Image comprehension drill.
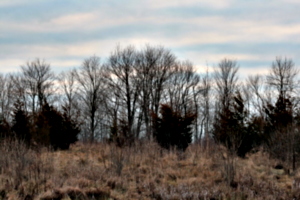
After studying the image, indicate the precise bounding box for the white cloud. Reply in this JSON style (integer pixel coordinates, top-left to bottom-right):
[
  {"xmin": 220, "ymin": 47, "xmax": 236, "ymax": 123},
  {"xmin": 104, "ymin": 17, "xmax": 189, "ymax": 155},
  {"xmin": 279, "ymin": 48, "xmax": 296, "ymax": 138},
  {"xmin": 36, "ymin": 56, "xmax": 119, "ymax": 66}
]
[
  {"xmin": 0, "ymin": 58, "xmax": 24, "ymax": 73},
  {"xmin": 0, "ymin": 0, "xmax": 25, "ymax": 7},
  {"xmin": 0, "ymin": 39, "xmax": 127, "ymax": 73},
  {"xmin": 0, "ymin": 11, "xmax": 141, "ymax": 34},
  {"xmin": 0, "ymin": 0, "xmax": 41, "ymax": 8},
  {"xmin": 239, "ymin": 67, "xmax": 269, "ymax": 78},
  {"xmin": 1, "ymin": 3, "xmax": 299, "ymax": 46},
  {"xmin": 283, "ymin": 0, "xmax": 300, "ymax": 4},
  {"xmin": 48, "ymin": 13, "xmax": 98, "ymax": 30},
  {"xmin": 171, "ymin": 16, "xmax": 300, "ymax": 44},
  {"xmin": 0, "ymin": 0, "xmax": 299, "ymax": 76},
  {"xmin": 146, "ymin": 0, "xmax": 233, "ymax": 9}
]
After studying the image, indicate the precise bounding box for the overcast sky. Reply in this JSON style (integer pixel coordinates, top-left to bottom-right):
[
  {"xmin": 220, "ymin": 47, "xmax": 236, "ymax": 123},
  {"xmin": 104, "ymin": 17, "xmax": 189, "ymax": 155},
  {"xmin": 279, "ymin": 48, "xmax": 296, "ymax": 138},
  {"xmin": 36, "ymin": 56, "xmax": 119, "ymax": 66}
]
[{"xmin": 1, "ymin": 0, "xmax": 299, "ymax": 77}]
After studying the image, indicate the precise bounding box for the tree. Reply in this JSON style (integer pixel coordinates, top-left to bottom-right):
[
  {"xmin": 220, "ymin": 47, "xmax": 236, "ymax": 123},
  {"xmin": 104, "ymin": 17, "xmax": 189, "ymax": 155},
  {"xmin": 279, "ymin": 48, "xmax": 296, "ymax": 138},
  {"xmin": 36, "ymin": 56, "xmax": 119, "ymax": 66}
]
[
  {"xmin": 0, "ymin": 114, "xmax": 10, "ymax": 140},
  {"xmin": 75, "ymin": 56, "xmax": 105, "ymax": 142},
  {"xmin": 214, "ymin": 59, "xmax": 239, "ymax": 112},
  {"xmin": 213, "ymin": 59, "xmax": 239, "ymax": 147},
  {"xmin": 58, "ymin": 70, "xmax": 81, "ymax": 122},
  {"xmin": 198, "ymin": 69, "xmax": 211, "ymax": 146},
  {"xmin": 21, "ymin": 59, "xmax": 55, "ymax": 114},
  {"xmin": 213, "ymin": 59, "xmax": 256, "ymax": 156},
  {"xmin": 33, "ymin": 103, "xmax": 79, "ymax": 150},
  {"xmin": 0, "ymin": 74, "xmax": 14, "ymax": 122},
  {"xmin": 135, "ymin": 45, "xmax": 177, "ymax": 139},
  {"xmin": 214, "ymin": 91, "xmax": 254, "ymax": 157},
  {"xmin": 164, "ymin": 61, "xmax": 201, "ymax": 144},
  {"xmin": 266, "ymin": 57, "xmax": 298, "ymax": 100},
  {"xmin": 264, "ymin": 92, "xmax": 298, "ymax": 169},
  {"xmin": 247, "ymin": 75, "xmax": 265, "ymax": 117},
  {"xmin": 50, "ymin": 105, "xmax": 79, "ymax": 150},
  {"xmin": 11, "ymin": 100, "xmax": 31, "ymax": 146},
  {"xmin": 61, "ymin": 109, "xmax": 80, "ymax": 149},
  {"xmin": 152, "ymin": 104, "xmax": 196, "ymax": 151},
  {"xmin": 33, "ymin": 104, "xmax": 50, "ymax": 147},
  {"xmin": 166, "ymin": 61, "xmax": 200, "ymax": 116},
  {"xmin": 263, "ymin": 57, "xmax": 299, "ymax": 170},
  {"xmin": 104, "ymin": 45, "xmax": 140, "ymax": 144}
]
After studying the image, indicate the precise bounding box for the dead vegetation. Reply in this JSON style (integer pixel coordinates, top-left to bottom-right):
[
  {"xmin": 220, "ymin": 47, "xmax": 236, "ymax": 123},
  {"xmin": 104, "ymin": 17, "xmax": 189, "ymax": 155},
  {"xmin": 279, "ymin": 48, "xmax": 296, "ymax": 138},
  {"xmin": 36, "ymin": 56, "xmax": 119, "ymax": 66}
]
[{"xmin": 0, "ymin": 140, "xmax": 299, "ymax": 200}]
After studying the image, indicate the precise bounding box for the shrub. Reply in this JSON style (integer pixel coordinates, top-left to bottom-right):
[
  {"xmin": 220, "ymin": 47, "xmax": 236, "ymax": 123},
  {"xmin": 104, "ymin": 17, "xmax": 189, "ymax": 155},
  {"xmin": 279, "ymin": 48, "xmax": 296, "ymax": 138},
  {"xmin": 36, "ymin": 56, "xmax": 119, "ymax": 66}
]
[
  {"xmin": 34, "ymin": 103, "xmax": 80, "ymax": 150},
  {"xmin": 11, "ymin": 100, "xmax": 31, "ymax": 146},
  {"xmin": 152, "ymin": 104, "xmax": 196, "ymax": 151}
]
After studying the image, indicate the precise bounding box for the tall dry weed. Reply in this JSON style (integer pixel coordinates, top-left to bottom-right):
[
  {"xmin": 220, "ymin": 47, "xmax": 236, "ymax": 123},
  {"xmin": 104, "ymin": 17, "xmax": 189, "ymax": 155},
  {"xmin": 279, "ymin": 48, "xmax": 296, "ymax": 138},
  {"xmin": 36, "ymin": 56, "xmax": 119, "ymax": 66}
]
[
  {"xmin": 0, "ymin": 139, "xmax": 53, "ymax": 199},
  {"xmin": 0, "ymin": 140, "xmax": 297, "ymax": 199}
]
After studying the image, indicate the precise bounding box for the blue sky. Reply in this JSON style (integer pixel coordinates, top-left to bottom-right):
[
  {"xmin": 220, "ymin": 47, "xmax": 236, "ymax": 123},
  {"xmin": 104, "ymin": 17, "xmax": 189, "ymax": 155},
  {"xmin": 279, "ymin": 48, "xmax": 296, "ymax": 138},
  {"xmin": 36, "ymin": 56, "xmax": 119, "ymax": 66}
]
[{"xmin": 0, "ymin": 0, "xmax": 299, "ymax": 77}]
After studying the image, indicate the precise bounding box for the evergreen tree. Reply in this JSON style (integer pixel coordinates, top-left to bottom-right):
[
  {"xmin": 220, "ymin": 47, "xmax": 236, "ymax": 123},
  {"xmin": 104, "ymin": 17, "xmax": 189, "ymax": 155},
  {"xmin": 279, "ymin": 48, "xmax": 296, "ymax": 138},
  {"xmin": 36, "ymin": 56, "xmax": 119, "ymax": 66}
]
[
  {"xmin": 213, "ymin": 91, "xmax": 260, "ymax": 157},
  {"xmin": 0, "ymin": 114, "xmax": 10, "ymax": 140},
  {"xmin": 11, "ymin": 100, "xmax": 31, "ymax": 146},
  {"xmin": 264, "ymin": 94, "xmax": 296, "ymax": 163},
  {"xmin": 61, "ymin": 106, "xmax": 80, "ymax": 149},
  {"xmin": 34, "ymin": 103, "xmax": 79, "ymax": 150},
  {"xmin": 152, "ymin": 104, "xmax": 196, "ymax": 151}
]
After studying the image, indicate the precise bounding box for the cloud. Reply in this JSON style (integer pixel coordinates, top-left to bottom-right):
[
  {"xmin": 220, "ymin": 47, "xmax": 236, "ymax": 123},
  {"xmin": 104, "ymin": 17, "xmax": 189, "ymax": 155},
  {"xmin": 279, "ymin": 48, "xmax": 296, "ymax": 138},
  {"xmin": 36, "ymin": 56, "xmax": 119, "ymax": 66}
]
[
  {"xmin": 0, "ymin": 39, "xmax": 137, "ymax": 74},
  {"xmin": 0, "ymin": 0, "xmax": 299, "ymax": 77},
  {"xmin": 0, "ymin": 0, "xmax": 30, "ymax": 7},
  {"xmin": 2, "ymin": 15, "xmax": 299, "ymax": 49},
  {"xmin": 146, "ymin": 0, "xmax": 234, "ymax": 10},
  {"xmin": 0, "ymin": 58, "xmax": 25, "ymax": 73}
]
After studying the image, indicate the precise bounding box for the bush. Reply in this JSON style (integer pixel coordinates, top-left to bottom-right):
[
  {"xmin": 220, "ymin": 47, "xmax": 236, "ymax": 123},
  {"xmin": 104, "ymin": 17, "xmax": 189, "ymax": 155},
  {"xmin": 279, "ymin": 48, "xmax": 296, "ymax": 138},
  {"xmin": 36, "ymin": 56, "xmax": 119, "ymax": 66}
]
[
  {"xmin": 213, "ymin": 92, "xmax": 261, "ymax": 157},
  {"xmin": 34, "ymin": 103, "xmax": 80, "ymax": 150},
  {"xmin": 11, "ymin": 100, "xmax": 31, "ymax": 146},
  {"xmin": 152, "ymin": 104, "xmax": 196, "ymax": 151}
]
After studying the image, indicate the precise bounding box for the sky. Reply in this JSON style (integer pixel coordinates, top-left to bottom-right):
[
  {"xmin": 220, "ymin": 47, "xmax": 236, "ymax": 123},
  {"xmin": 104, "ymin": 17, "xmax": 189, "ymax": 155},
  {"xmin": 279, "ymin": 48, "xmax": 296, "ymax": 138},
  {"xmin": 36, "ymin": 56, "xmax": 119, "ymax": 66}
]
[{"xmin": 0, "ymin": 0, "xmax": 299, "ymax": 77}]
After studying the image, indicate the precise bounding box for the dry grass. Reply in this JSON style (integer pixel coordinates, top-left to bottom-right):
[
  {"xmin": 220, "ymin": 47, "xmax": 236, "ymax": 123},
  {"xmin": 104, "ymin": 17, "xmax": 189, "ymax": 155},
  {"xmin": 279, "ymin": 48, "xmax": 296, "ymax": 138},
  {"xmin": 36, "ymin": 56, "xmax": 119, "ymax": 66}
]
[{"xmin": 0, "ymin": 140, "xmax": 299, "ymax": 200}]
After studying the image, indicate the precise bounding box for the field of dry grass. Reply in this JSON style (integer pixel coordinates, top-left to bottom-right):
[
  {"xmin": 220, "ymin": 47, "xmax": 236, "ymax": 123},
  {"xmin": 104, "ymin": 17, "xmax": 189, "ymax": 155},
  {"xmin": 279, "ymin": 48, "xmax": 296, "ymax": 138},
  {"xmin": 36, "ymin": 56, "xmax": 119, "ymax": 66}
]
[{"xmin": 0, "ymin": 140, "xmax": 300, "ymax": 200}]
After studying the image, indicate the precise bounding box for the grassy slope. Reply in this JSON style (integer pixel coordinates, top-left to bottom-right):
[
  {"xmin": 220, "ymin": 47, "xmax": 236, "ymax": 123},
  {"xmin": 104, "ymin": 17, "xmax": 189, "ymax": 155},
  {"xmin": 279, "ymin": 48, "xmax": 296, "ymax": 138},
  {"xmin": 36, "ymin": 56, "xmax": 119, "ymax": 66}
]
[{"xmin": 0, "ymin": 140, "xmax": 299, "ymax": 200}]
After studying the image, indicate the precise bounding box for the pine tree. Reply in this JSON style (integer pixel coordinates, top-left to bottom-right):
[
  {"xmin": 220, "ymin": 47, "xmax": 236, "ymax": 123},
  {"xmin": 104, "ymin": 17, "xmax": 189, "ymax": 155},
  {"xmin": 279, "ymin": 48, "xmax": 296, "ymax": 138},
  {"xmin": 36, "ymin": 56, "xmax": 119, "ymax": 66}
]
[
  {"xmin": 11, "ymin": 100, "xmax": 31, "ymax": 146},
  {"xmin": 152, "ymin": 104, "xmax": 196, "ymax": 151},
  {"xmin": 33, "ymin": 103, "xmax": 79, "ymax": 150},
  {"xmin": 213, "ymin": 91, "xmax": 260, "ymax": 157}
]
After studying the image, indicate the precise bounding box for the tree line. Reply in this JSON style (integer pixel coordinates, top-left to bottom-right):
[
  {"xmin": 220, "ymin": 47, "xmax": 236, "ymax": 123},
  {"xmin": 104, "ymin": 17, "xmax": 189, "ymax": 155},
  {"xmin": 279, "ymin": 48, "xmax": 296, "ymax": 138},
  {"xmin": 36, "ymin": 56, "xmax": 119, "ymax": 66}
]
[{"xmin": 0, "ymin": 44, "xmax": 299, "ymax": 168}]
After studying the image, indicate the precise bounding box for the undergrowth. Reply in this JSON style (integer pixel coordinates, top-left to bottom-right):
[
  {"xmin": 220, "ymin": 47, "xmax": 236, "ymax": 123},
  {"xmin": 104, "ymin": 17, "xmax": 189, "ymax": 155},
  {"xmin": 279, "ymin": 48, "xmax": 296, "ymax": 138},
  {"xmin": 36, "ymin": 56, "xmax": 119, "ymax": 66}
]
[{"xmin": 0, "ymin": 140, "xmax": 299, "ymax": 200}]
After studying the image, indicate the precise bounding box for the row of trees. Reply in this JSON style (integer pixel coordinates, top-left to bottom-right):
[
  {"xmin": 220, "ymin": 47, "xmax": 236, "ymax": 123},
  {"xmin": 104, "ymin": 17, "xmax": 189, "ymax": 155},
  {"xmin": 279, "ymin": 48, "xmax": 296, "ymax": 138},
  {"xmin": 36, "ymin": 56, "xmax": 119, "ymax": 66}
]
[
  {"xmin": 213, "ymin": 58, "xmax": 300, "ymax": 170},
  {"xmin": 0, "ymin": 45, "xmax": 299, "ymax": 164}
]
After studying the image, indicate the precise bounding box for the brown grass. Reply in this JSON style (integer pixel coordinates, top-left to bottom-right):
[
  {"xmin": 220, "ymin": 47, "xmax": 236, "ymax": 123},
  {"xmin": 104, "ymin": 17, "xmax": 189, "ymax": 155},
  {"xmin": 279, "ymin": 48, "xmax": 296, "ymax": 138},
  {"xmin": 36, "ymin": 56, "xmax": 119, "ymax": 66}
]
[{"xmin": 0, "ymin": 140, "xmax": 299, "ymax": 200}]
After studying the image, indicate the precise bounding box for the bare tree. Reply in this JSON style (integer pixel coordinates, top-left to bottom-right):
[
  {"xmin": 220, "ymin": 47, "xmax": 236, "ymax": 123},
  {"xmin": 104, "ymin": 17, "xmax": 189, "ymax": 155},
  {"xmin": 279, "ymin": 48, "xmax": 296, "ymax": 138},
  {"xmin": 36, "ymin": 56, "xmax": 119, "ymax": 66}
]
[
  {"xmin": 247, "ymin": 75, "xmax": 266, "ymax": 117},
  {"xmin": 213, "ymin": 58, "xmax": 245, "ymax": 155},
  {"xmin": 212, "ymin": 58, "xmax": 241, "ymax": 185},
  {"xmin": 147, "ymin": 47, "xmax": 177, "ymax": 116},
  {"xmin": 58, "ymin": 70, "xmax": 80, "ymax": 120},
  {"xmin": 21, "ymin": 59, "xmax": 55, "ymax": 114},
  {"xmin": 267, "ymin": 57, "xmax": 298, "ymax": 99},
  {"xmin": 167, "ymin": 61, "xmax": 200, "ymax": 115},
  {"xmin": 197, "ymin": 69, "xmax": 211, "ymax": 146},
  {"xmin": 214, "ymin": 58, "xmax": 239, "ymax": 112},
  {"xmin": 105, "ymin": 87, "xmax": 122, "ymax": 141},
  {"xmin": 135, "ymin": 45, "xmax": 177, "ymax": 139},
  {"xmin": 10, "ymin": 74, "xmax": 27, "ymax": 111},
  {"xmin": 75, "ymin": 56, "xmax": 105, "ymax": 142},
  {"xmin": 159, "ymin": 61, "xmax": 201, "ymax": 144},
  {"xmin": 104, "ymin": 45, "xmax": 140, "ymax": 143},
  {"xmin": 264, "ymin": 57, "xmax": 299, "ymax": 171},
  {"xmin": 0, "ymin": 74, "xmax": 14, "ymax": 122}
]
